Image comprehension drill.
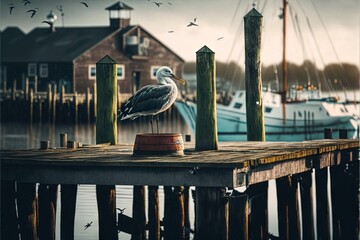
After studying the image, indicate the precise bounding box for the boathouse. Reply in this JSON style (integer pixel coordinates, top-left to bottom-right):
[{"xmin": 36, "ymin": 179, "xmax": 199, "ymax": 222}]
[{"xmin": 0, "ymin": 1, "xmax": 184, "ymax": 94}]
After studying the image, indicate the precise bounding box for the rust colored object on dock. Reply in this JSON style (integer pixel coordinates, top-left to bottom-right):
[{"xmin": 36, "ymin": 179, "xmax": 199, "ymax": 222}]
[{"xmin": 133, "ymin": 133, "xmax": 184, "ymax": 156}]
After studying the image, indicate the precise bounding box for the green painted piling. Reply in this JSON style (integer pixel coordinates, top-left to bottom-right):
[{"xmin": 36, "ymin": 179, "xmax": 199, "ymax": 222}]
[
  {"xmin": 95, "ymin": 55, "xmax": 118, "ymax": 240},
  {"xmin": 195, "ymin": 45, "xmax": 218, "ymax": 151}
]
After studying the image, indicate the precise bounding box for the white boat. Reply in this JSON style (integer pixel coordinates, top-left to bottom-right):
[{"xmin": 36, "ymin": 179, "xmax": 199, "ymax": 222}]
[{"xmin": 175, "ymin": 90, "xmax": 358, "ymax": 141}]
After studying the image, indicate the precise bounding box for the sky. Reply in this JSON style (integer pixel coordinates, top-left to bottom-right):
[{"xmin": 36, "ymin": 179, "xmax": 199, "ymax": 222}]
[{"xmin": 1, "ymin": 0, "xmax": 359, "ymax": 68}]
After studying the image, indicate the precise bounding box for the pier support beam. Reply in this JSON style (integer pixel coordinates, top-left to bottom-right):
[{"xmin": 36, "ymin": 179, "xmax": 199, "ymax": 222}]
[
  {"xmin": 195, "ymin": 187, "xmax": 228, "ymax": 240},
  {"xmin": 148, "ymin": 186, "xmax": 160, "ymax": 240},
  {"xmin": 164, "ymin": 186, "xmax": 185, "ymax": 240},
  {"xmin": 17, "ymin": 183, "xmax": 37, "ymax": 240}
]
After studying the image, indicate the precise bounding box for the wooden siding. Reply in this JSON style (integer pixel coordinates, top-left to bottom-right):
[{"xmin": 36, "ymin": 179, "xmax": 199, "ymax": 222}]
[{"xmin": 74, "ymin": 26, "xmax": 184, "ymax": 95}]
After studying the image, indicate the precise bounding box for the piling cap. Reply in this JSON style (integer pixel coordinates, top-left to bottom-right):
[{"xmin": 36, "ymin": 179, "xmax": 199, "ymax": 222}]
[
  {"xmin": 196, "ymin": 45, "xmax": 214, "ymax": 54},
  {"xmin": 97, "ymin": 55, "xmax": 117, "ymax": 64},
  {"xmin": 244, "ymin": 8, "xmax": 262, "ymax": 18}
]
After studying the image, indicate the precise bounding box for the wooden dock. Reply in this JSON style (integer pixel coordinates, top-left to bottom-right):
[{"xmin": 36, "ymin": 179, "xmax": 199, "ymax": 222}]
[
  {"xmin": 1, "ymin": 139, "xmax": 358, "ymax": 187},
  {"xmin": 1, "ymin": 139, "xmax": 359, "ymax": 240}
]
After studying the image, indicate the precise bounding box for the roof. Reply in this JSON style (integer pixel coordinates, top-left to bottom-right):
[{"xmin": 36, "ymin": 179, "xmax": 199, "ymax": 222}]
[
  {"xmin": 105, "ymin": 1, "xmax": 133, "ymax": 11},
  {"xmin": 1, "ymin": 24, "xmax": 184, "ymax": 63},
  {"xmin": 1, "ymin": 26, "xmax": 121, "ymax": 62}
]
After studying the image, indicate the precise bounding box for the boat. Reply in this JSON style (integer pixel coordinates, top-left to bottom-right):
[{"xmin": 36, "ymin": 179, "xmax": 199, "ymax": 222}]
[
  {"xmin": 175, "ymin": 1, "xmax": 359, "ymax": 141},
  {"xmin": 175, "ymin": 90, "xmax": 358, "ymax": 141}
]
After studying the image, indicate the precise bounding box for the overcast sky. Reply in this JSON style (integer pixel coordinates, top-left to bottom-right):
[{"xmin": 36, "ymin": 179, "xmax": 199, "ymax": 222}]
[{"xmin": 1, "ymin": 0, "xmax": 359, "ymax": 68}]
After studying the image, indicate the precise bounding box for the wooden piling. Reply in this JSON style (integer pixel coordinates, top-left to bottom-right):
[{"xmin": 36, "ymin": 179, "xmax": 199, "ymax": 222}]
[
  {"xmin": 93, "ymin": 83, "xmax": 97, "ymax": 120},
  {"xmin": 314, "ymin": 129, "xmax": 331, "ymax": 240},
  {"xmin": 148, "ymin": 186, "xmax": 160, "ymax": 240},
  {"xmin": 25, "ymin": 78, "xmax": 29, "ymax": 101},
  {"xmin": 73, "ymin": 92, "xmax": 78, "ymax": 124},
  {"xmin": 195, "ymin": 45, "xmax": 218, "ymax": 150},
  {"xmin": 247, "ymin": 182, "xmax": 269, "ymax": 240},
  {"xmin": 244, "ymin": 8, "xmax": 264, "ymax": 141},
  {"xmin": 52, "ymin": 85, "xmax": 57, "ymax": 122},
  {"xmin": 46, "ymin": 84, "xmax": 52, "ymax": 122},
  {"xmin": 164, "ymin": 186, "xmax": 185, "ymax": 240},
  {"xmin": 196, "ymin": 187, "xmax": 228, "ymax": 240},
  {"xmin": 1, "ymin": 181, "xmax": 18, "ymax": 240},
  {"xmin": 228, "ymin": 190, "xmax": 248, "ymax": 240},
  {"xmin": 29, "ymin": 89, "xmax": 34, "ymax": 123},
  {"xmin": 96, "ymin": 55, "xmax": 118, "ymax": 240},
  {"xmin": 183, "ymin": 186, "xmax": 191, "ymax": 240},
  {"xmin": 132, "ymin": 186, "xmax": 146, "ymax": 240},
  {"xmin": 86, "ymin": 87, "xmax": 91, "ymax": 123},
  {"xmin": 17, "ymin": 183, "xmax": 38, "ymax": 240},
  {"xmin": 12, "ymin": 79, "xmax": 16, "ymax": 101},
  {"xmin": 38, "ymin": 141, "xmax": 58, "ymax": 240},
  {"xmin": 59, "ymin": 133, "xmax": 77, "ymax": 240},
  {"xmin": 298, "ymin": 170, "xmax": 315, "ymax": 240}
]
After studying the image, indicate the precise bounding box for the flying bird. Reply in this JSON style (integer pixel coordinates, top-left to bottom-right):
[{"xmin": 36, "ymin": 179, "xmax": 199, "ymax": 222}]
[
  {"xmin": 26, "ymin": 8, "xmax": 38, "ymax": 18},
  {"xmin": 168, "ymin": 30, "xmax": 174, "ymax": 33},
  {"xmin": 153, "ymin": 2, "xmax": 162, "ymax": 7},
  {"xmin": 119, "ymin": 66, "xmax": 185, "ymax": 134},
  {"xmin": 80, "ymin": 2, "xmax": 88, "ymax": 7},
  {"xmin": 42, "ymin": 21, "xmax": 52, "ymax": 26},
  {"xmin": 9, "ymin": 4, "xmax": 15, "ymax": 14},
  {"xmin": 187, "ymin": 21, "xmax": 198, "ymax": 27},
  {"xmin": 217, "ymin": 37, "xmax": 224, "ymax": 41},
  {"xmin": 168, "ymin": 2, "xmax": 172, "ymax": 5},
  {"xmin": 23, "ymin": 0, "xmax": 31, "ymax": 5},
  {"xmin": 194, "ymin": 17, "xmax": 197, "ymax": 22},
  {"xmin": 84, "ymin": 222, "xmax": 93, "ymax": 231}
]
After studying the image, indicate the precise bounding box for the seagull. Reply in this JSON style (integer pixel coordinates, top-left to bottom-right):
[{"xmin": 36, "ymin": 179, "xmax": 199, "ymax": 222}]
[
  {"xmin": 84, "ymin": 221, "xmax": 93, "ymax": 231},
  {"xmin": 119, "ymin": 66, "xmax": 185, "ymax": 134},
  {"xmin": 153, "ymin": 2, "xmax": 162, "ymax": 7},
  {"xmin": 194, "ymin": 17, "xmax": 197, "ymax": 22},
  {"xmin": 187, "ymin": 21, "xmax": 198, "ymax": 27},
  {"xmin": 217, "ymin": 37, "xmax": 224, "ymax": 41},
  {"xmin": 168, "ymin": 30, "xmax": 174, "ymax": 33},
  {"xmin": 23, "ymin": 0, "xmax": 31, "ymax": 5},
  {"xmin": 80, "ymin": 2, "xmax": 88, "ymax": 7},
  {"xmin": 168, "ymin": 2, "xmax": 172, "ymax": 5},
  {"xmin": 26, "ymin": 8, "xmax": 38, "ymax": 18},
  {"xmin": 9, "ymin": 4, "xmax": 15, "ymax": 14}
]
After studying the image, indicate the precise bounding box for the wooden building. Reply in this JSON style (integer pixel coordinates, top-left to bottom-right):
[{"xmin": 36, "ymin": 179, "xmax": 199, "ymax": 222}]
[{"xmin": 0, "ymin": 1, "xmax": 184, "ymax": 94}]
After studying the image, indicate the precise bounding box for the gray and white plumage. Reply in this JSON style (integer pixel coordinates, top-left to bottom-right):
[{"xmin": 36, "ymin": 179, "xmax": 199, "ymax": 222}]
[{"xmin": 119, "ymin": 66, "xmax": 185, "ymax": 122}]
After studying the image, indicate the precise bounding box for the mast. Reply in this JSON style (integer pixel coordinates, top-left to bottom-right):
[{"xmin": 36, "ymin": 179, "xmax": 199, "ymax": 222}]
[{"xmin": 282, "ymin": 0, "xmax": 288, "ymax": 125}]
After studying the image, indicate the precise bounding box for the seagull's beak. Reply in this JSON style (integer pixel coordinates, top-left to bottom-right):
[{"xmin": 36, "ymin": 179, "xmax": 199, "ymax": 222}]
[{"xmin": 171, "ymin": 74, "xmax": 186, "ymax": 85}]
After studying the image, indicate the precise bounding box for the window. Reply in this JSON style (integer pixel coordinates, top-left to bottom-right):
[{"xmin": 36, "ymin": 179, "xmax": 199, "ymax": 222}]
[
  {"xmin": 117, "ymin": 64, "xmax": 125, "ymax": 80},
  {"xmin": 150, "ymin": 66, "xmax": 161, "ymax": 79},
  {"xmin": 265, "ymin": 107, "xmax": 272, "ymax": 113},
  {"xmin": 28, "ymin": 63, "xmax": 37, "ymax": 77},
  {"xmin": 234, "ymin": 103, "xmax": 242, "ymax": 109},
  {"xmin": 88, "ymin": 64, "xmax": 96, "ymax": 80},
  {"xmin": 39, "ymin": 64, "xmax": 48, "ymax": 78}
]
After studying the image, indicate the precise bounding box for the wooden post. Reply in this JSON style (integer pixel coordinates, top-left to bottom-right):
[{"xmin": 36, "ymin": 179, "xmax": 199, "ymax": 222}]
[
  {"xmin": 246, "ymin": 182, "xmax": 269, "ymax": 240},
  {"xmin": 314, "ymin": 129, "xmax": 331, "ymax": 240},
  {"xmin": 29, "ymin": 89, "xmax": 34, "ymax": 123},
  {"xmin": 17, "ymin": 183, "xmax": 38, "ymax": 240},
  {"xmin": 52, "ymin": 85, "xmax": 57, "ymax": 122},
  {"xmin": 228, "ymin": 190, "xmax": 248, "ymax": 240},
  {"xmin": 96, "ymin": 55, "xmax": 118, "ymax": 240},
  {"xmin": 38, "ymin": 141, "xmax": 58, "ymax": 240},
  {"xmin": 276, "ymin": 176, "xmax": 301, "ymax": 240},
  {"xmin": 93, "ymin": 83, "xmax": 97, "ymax": 120},
  {"xmin": 34, "ymin": 76, "xmax": 38, "ymax": 94},
  {"xmin": 132, "ymin": 186, "xmax": 146, "ymax": 240},
  {"xmin": 86, "ymin": 87, "xmax": 91, "ymax": 123},
  {"xmin": 59, "ymin": 133, "xmax": 77, "ymax": 240},
  {"xmin": 1, "ymin": 181, "xmax": 18, "ymax": 240},
  {"xmin": 148, "ymin": 186, "xmax": 160, "ymax": 240},
  {"xmin": 12, "ymin": 79, "xmax": 16, "ymax": 101},
  {"xmin": 164, "ymin": 186, "xmax": 185, "ymax": 240},
  {"xmin": 73, "ymin": 92, "xmax": 78, "ymax": 124},
  {"xmin": 183, "ymin": 186, "xmax": 191, "ymax": 240},
  {"xmin": 46, "ymin": 84, "xmax": 52, "ymax": 122},
  {"xmin": 298, "ymin": 170, "xmax": 315, "ymax": 240},
  {"xmin": 25, "ymin": 77, "xmax": 29, "ymax": 101},
  {"xmin": 195, "ymin": 45, "xmax": 218, "ymax": 150},
  {"xmin": 60, "ymin": 85, "xmax": 65, "ymax": 122},
  {"xmin": 196, "ymin": 187, "xmax": 228, "ymax": 240},
  {"xmin": 244, "ymin": 8, "xmax": 265, "ymax": 141}
]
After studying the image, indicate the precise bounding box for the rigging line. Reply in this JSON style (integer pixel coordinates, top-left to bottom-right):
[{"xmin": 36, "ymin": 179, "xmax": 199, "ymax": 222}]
[
  {"xmin": 309, "ymin": 0, "xmax": 343, "ymax": 67},
  {"xmin": 306, "ymin": 17, "xmax": 340, "ymax": 96},
  {"xmin": 230, "ymin": 0, "xmax": 242, "ymax": 27}
]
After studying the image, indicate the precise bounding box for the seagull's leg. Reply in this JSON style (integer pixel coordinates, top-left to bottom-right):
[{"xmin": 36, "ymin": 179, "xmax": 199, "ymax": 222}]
[
  {"xmin": 150, "ymin": 115, "xmax": 154, "ymax": 134},
  {"xmin": 156, "ymin": 114, "xmax": 160, "ymax": 134}
]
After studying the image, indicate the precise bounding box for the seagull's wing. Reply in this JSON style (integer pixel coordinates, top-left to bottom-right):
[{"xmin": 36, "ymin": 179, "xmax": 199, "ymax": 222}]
[
  {"xmin": 119, "ymin": 84, "xmax": 173, "ymax": 120},
  {"xmin": 80, "ymin": 2, "xmax": 88, "ymax": 7},
  {"xmin": 42, "ymin": 21, "xmax": 52, "ymax": 25}
]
